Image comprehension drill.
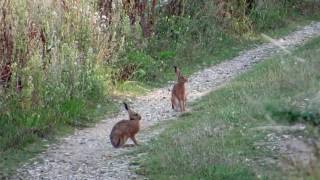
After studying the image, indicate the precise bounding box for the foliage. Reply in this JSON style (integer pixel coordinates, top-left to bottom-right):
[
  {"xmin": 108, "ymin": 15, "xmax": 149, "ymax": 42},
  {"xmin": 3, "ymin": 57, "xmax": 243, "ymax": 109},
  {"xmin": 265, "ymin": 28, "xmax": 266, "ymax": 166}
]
[
  {"xmin": 117, "ymin": 0, "xmax": 320, "ymax": 85},
  {"xmin": 0, "ymin": 0, "xmax": 121, "ymax": 152}
]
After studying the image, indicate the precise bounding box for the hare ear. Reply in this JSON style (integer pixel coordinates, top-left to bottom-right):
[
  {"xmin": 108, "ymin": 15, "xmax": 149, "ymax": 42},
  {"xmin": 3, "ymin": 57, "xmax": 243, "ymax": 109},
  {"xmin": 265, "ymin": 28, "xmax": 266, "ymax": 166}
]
[
  {"xmin": 174, "ymin": 66, "xmax": 180, "ymax": 77},
  {"xmin": 123, "ymin": 102, "xmax": 129, "ymax": 111}
]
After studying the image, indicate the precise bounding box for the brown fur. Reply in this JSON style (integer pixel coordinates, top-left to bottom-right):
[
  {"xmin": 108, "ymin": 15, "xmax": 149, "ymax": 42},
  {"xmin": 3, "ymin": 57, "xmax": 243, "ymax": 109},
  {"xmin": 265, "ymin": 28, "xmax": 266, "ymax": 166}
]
[
  {"xmin": 110, "ymin": 103, "xmax": 141, "ymax": 148},
  {"xmin": 171, "ymin": 66, "xmax": 188, "ymax": 112}
]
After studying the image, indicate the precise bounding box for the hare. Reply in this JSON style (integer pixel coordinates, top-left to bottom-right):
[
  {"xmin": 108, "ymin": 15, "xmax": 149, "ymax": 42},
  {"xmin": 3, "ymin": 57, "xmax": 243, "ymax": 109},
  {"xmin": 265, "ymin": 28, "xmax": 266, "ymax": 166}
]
[
  {"xmin": 171, "ymin": 66, "xmax": 188, "ymax": 112},
  {"xmin": 110, "ymin": 102, "xmax": 142, "ymax": 148}
]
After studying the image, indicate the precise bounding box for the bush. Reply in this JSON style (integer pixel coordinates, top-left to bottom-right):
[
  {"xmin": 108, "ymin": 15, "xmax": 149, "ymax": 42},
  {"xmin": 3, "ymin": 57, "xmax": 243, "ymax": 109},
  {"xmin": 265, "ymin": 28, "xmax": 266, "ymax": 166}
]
[
  {"xmin": 0, "ymin": 0, "xmax": 114, "ymax": 152},
  {"xmin": 249, "ymin": 0, "xmax": 289, "ymax": 31}
]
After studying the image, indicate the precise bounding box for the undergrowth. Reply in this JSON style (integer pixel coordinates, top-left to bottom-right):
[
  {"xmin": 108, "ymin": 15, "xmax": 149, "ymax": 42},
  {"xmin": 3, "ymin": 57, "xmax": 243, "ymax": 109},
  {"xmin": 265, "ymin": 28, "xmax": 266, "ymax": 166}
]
[{"xmin": 117, "ymin": 0, "xmax": 320, "ymax": 88}]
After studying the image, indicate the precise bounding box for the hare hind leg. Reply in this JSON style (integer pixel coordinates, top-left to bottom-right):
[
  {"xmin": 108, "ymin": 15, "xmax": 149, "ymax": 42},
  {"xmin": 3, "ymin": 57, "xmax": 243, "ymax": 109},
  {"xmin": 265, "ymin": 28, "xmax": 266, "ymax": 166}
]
[
  {"xmin": 171, "ymin": 96, "xmax": 179, "ymax": 111},
  {"xmin": 122, "ymin": 144, "xmax": 135, "ymax": 148},
  {"xmin": 118, "ymin": 136, "xmax": 129, "ymax": 148}
]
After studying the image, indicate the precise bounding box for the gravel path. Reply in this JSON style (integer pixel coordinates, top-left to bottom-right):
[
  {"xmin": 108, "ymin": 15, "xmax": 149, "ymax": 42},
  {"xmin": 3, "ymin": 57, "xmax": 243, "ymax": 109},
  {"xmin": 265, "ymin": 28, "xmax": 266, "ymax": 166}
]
[{"xmin": 14, "ymin": 22, "xmax": 320, "ymax": 180}]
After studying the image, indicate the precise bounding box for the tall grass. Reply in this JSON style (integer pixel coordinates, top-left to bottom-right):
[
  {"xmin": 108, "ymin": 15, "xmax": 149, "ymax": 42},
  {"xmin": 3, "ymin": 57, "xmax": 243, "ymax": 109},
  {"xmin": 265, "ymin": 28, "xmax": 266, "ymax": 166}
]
[
  {"xmin": 0, "ymin": 0, "xmax": 123, "ymax": 152},
  {"xmin": 117, "ymin": 0, "xmax": 320, "ymax": 86}
]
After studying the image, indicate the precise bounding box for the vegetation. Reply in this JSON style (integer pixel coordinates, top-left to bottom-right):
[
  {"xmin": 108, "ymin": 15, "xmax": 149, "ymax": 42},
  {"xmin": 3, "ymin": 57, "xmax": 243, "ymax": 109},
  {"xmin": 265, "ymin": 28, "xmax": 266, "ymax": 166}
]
[
  {"xmin": 0, "ymin": 0, "xmax": 320, "ymax": 177},
  {"xmin": 120, "ymin": 0, "xmax": 320, "ymax": 86},
  {"xmin": 0, "ymin": 0, "xmax": 120, "ymax": 153},
  {"xmin": 138, "ymin": 36, "xmax": 320, "ymax": 179}
]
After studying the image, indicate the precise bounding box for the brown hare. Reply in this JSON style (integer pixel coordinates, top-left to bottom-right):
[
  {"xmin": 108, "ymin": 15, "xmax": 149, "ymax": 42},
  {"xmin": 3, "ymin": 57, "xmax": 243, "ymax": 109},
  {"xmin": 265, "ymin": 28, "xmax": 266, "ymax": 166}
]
[
  {"xmin": 171, "ymin": 66, "xmax": 188, "ymax": 112},
  {"xmin": 110, "ymin": 102, "xmax": 141, "ymax": 148}
]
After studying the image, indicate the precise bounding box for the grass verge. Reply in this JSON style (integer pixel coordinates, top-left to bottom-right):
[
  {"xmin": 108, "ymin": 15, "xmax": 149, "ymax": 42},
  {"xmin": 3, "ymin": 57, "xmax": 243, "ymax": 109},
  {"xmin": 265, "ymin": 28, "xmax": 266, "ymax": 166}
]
[
  {"xmin": 137, "ymin": 36, "xmax": 320, "ymax": 179},
  {"xmin": 0, "ymin": 100, "xmax": 118, "ymax": 178}
]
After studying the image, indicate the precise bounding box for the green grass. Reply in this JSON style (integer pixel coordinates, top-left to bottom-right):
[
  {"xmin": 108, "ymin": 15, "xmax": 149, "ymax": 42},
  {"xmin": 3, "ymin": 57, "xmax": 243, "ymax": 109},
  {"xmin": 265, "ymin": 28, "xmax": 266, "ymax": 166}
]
[
  {"xmin": 113, "ymin": 81, "xmax": 153, "ymax": 96},
  {"xmin": 0, "ymin": 100, "xmax": 118, "ymax": 178},
  {"xmin": 116, "ymin": 34, "xmax": 255, "ymax": 92},
  {"xmin": 138, "ymin": 36, "xmax": 320, "ymax": 179},
  {"xmin": 261, "ymin": 12, "xmax": 320, "ymax": 38},
  {"xmin": 116, "ymin": 12, "xmax": 320, "ymax": 92},
  {"xmin": 114, "ymin": 0, "xmax": 320, "ymax": 90}
]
